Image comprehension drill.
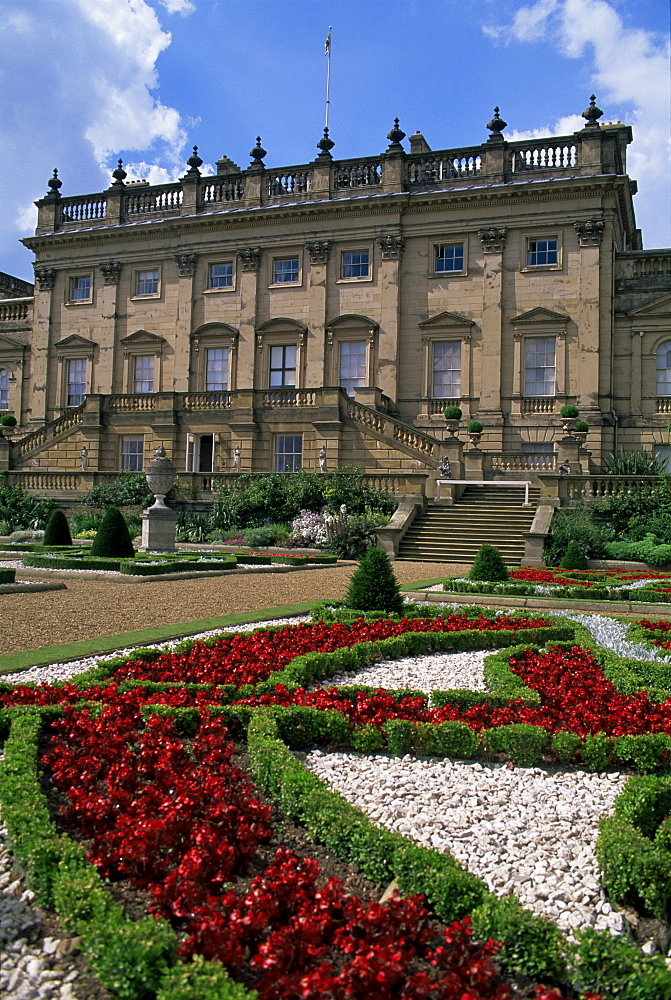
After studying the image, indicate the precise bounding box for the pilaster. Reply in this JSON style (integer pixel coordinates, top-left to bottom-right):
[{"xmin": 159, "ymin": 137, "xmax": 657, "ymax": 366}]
[
  {"xmin": 236, "ymin": 249, "xmax": 261, "ymax": 390},
  {"xmin": 173, "ymin": 253, "xmax": 197, "ymax": 391},
  {"xmin": 375, "ymin": 234, "xmax": 405, "ymax": 401},
  {"xmin": 98, "ymin": 261, "xmax": 121, "ymax": 399},
  {"xmin": 477, "ymin": 228, "xmax": 507, "ymax": 441},
  {"xmin": 28, "ymin": 267, "xmax": 56, "ymax": 425},
  {"xmin": 305, "ymin": 241, "xmax": 330, "ymax": 386},
  {"xmin": 575, "ymin": 224, "xmax": 605, "ymax": 416}
]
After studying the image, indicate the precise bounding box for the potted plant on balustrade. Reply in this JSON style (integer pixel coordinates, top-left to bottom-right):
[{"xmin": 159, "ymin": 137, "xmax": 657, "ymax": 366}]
[
  {"xmin": 467, "ymin": 420, "xmax": 483, "ymax": 446},
  {"xmin": 0, "ymin": 414, "xmax": 17, "ymax": 437},
  {"xmin": 443, "ymin": 404, "xmax": 462, "ymax": 437},
  {"xmin": 559, "ymin": 404, "xmax": 580, "ymax": 436},
  {"xmin": 573, "ymin": 419, "xmax": 589, "ymax": 444}
]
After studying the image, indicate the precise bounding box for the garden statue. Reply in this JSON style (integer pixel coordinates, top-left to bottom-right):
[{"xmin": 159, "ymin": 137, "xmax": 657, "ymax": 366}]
[
  {"xmin": 319, "ymin": 444, "xmax": 327, "ymax": 473},
  {"xmin": 80, "ymin": 446, "xmax": 88, "ymax": 471},
  {"xmin": 439, "ymin": 456, "xmax": 452, "ymax": 478},
  {"xmin": 559, "ymin": 459, "xmax": 571, "ymax": 475},
  {"xmin": 233, "ymin": 445, "xmax": 241, "ymax": 472}
]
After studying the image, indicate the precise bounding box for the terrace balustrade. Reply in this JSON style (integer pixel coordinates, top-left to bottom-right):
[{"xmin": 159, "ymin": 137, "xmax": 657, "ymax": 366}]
[{"xmin": 35, "ymin": 125, "xmax": 629, "ymax": 234}]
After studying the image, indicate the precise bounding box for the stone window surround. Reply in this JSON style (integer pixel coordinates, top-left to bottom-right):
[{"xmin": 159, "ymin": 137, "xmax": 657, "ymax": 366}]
[
  {"xmin": 119, "ymin": 434, "xmax": 145, "ymax": 472},
  {"xmin": 337, "ymin": 247, "xmax": 373, "ymax": 283},
  {"xmin": 511, "ymin": 310, "xmax": 569, "ymax": 406},
  {"xmin": 65, "ymin": 272, "xmax": 93, "ymax": 305},
  {"xmin": 269, "ymin": 252, "xmax": 303, "ymax": 288},
  {"xmin": 190, "ymin": 323, "xmax": 239, "ymax": 392},
  {"xmin": 431, "ymin": 340, "xmax": 462, "ymax": 399},
  {"xmin": 204, "ymin": 260, "xmax": 236, "ymax": 293},
  {"xmin": 255, "ymin": 319, "xmax": 307, "ymax": 390},
  {"xmin": 54, "ymin": 336, "xmax": 96, "ymax": 411},
  {"xmin": 431, "ymin": 238, "xmax": 468, "ymax": 277},
  {"xmin": 418, "ymin": 313, "xmax": 474, "ymax": 405},
  {"xmin": 0, "ymin": 337, "xmax": 26, "ymax": 417},
  {"xmin": 521, "ymin": 233, "xmax": 562, "ymax": 272},
  {"xmin": 325, "ymin": 314, "xmax": 378, "ymax": 389},
  {"xmin": 121, "ymin": 331, "xmax": 165, "ymax": 394},
  {"xmin": 131, "ymin": 266, "xmax": 161, "ymax": 299}
]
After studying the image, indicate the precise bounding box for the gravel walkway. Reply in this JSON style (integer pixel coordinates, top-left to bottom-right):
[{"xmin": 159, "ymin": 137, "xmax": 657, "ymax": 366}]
[{"xmin": 0, "ymin": 561, "xmax": 462, "ymax": 655}]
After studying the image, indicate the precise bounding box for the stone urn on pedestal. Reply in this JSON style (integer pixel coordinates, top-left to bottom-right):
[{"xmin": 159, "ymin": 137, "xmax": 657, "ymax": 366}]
[
  {"xmin": 140, "ymin": 444, "xmax": 178, "ymax": 552},
  {"xmin": 443, "ymin": 404, "xmax": 462, "ymax": 438},
  {"xmin": 467, "ymin": 420, "xmax": 483, "ymax": 447}
]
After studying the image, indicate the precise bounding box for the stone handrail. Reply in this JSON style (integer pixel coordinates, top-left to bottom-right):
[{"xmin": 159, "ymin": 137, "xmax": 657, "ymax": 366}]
[
  {"xmin": 107, "ymin": 394, "xmax": 158, "ymax": 412},
  {"xmin": 0, "ymin": 298, "xmax": 32, "ymax": 322},
  {"xmin": 5, "ymin": 471, "xmax": 86, "ymax": 492},
  {"xmin": 14, "ymin": 404, "xmax": 85, "ymax": 458},
  {"xmin": 538, "ymin": 473, "xmax": 663, "ymax": 505},
  {"xmin": 38, "ymin": 126, "xmax": 629, "ymax": 233},
  {"xmin": 345, "ymin": 398, "xmax": 439, "ymax": 462}
]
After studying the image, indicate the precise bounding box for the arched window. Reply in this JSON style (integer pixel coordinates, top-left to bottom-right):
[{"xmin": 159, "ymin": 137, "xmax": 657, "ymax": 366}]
[
  {"xmin": 656, "ymin": 341, "xmax": 671, "ymax": 395},
  {"xmin": 0, "ymin": 369, "xmax": 9, "ymax": 411}
]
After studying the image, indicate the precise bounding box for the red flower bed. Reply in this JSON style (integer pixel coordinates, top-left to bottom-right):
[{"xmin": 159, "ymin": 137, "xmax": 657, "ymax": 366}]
[
  {"xmin": 509, "ymin": 568, "xmax": 671, "ymax": 587},
  {"xmin": 42, "ymin": 705, "xmax": 570, "ymax": 999},
  {"xmin": 106, "ymin": 615, "xmax": 553, "ymax": 687},
  {"xmin": 633, "ymin": 619, "xmax": 671, "ymax": 649}
]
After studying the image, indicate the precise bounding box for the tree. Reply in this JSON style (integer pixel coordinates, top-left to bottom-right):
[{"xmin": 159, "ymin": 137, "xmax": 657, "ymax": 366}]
[
  {"xmin": 90, "ymin": 506, "xmax": 135, "ymax": 558},
  {"xmin": 345, "ymin": 547, "xmax": 404, "ymax": 614},
  {"xmin": 469, "ymin": 544, "xmax": 508, "ymax": 582},
  {"xmin": 43, "ymin": 508, "xmax": 72, "ymax": 546}
]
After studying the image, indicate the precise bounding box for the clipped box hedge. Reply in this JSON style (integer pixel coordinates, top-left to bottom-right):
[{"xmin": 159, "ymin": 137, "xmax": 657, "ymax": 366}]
[{"xmin": 0, "ymin": 567, "xmax": 16, "ymax": 584}]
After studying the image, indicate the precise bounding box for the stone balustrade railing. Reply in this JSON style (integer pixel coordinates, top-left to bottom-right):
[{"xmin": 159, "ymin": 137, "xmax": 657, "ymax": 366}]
[
  {"xmin": 538, "ymin": 474, "xmax": 662, "ymax": 505},
  {"xmin": 0, "ymin": 298, "xmax": 32, "ymax": 323},
  {"xmin": 15, "ymin": 404, "xmax": 85, "ymax": 458},
  {"xmin": 36, "ymin": 126, "xmax": 629, "ymax": 233}
]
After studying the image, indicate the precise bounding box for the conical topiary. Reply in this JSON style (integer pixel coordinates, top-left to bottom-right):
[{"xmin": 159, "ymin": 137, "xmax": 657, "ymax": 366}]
[
  {"xmin": 469, "ymin": 544, "xmax": 509, "ymax": 582},
  {"xmin": 345, "ymin": 547, "xmax": 404, "ymax": 615},
  {"xmin": 43, "ymin": 508, "xmax": 72, "ymax": 546},
  {"xmin": 90, "ymin": 506, "xmax": 135, "ymax": 558},
  {"xmin": 559, "ymin": 540, "xmax": 588, "ymax": 570}
]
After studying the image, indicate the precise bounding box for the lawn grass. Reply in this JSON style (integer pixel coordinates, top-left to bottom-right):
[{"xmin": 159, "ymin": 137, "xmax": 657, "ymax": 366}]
[{"xmin": 0, "ymin": 600, "xmax": 316, "ymax": 674}]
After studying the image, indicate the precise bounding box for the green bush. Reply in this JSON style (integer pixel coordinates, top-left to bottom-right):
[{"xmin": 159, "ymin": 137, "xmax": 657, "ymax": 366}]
[
  {"xmin": 605, "ymin": 533, "xmax": 671, "ymax": 567},
  {"xmin": 467, "ymin": 420, "xmax": 483, "ymax": 434},
  {"xmin": 559, "ymin": 539, "xmax": 588, "ymax": 570},
  {"xmin": 581, "ymin": 732, "xmax": 613, "ymax": 771},
  {"xmin": 469, "ymin": 544, "xmax": 508, "ymax": 582},
  {"xmin": 156, "ymin": 957, "xmax": 257, "ymax": 999},
  {"xmin": 351, "ymin": 724, "xmax": 385, "ymax": 752},
  {"xmin": 574, "ymin": 419, "xmax": 589, "ymax": 433},
  {"xmin": 559, "ymin": 404, "xmax": 579, "ymax": 418},
  {"xmin": 571, "ymin": 927, "xmax": 671, "ymax": 999},
  {"xmin": 242, "ymin": 523, "xmax": 290, "ymax": 546},
  {"xmin": 483, "ymin": 724, "xmax": 548, "ymax": 766},
  {"xmin": 344, "ymin": 547, "xmax": 404, "ymax": 614},
  {"xmin": 0, "ymin": 567, "xmax": 14, "ymax": 583},
  {"xmin": 551, "ymin": 730, "xmax": 582, "ymax": 764},
  {"xmin": 43, "ymin": 509, "xmax": 73, "ymax": 546},
  {"xmin": 210, "ymin": 470, "xmax": 396, "ymax": 530},
  {"xmin": 543, "ymin": 503, "xmax": 606, "ymax": 566},
  {"xmin": 470, "ymin": 895, "xmax": 566, "ymax": 985},
  {"xmin": 602, "ymin": 450, "xmax": 666, "ymax": 476},
  {"xmin": 90, "ymin": 506, "xmax": 135, "ymax": 558},
  {"xmin": 443, "ymin": 405, "xmax": 462, "ymax": 419},
  {"xmin": 84, "ymin": 471, "xmax": 154, "ymax": 509},
  {"xmin": 411, "ymin": 720, "xmax": 480, "ymax": 758},
  {"xmin": 0, "ymin": 474, "xmax": 57, "ymax": 532},
  {"xmin": 324, "ymin": 510, "xmax": 389, "ymax": 559},
  {"xmin": 1, "ymin": 413, "xmax": 17, "ymax": 427},
  {"xmin": 382, "ymin": 719, "xmax": 414, "ymax": 754}
]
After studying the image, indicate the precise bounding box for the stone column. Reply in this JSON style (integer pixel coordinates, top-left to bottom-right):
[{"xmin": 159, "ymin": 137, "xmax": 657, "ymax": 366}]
[
  {"xmin": 28, "ymin": 267, "xmax": 57, "ymax": 427},
  {"xmin": 173, "ymin": 253, "xmax": 197, "ymax": 391},
  {"xmin": 574, "ymin": 219, "xmax": 605, "ymax": 419},
  {"xmin": 375, "ymin": 233, "xmax": 405, "ymax": 402},
  {"xmin": 236, "ymin": 248, "xmax": 262, "ymax": 391},
  {"xmin": 477, "ymin": 227, "xmax": 507, "ymax": 447},
  {"xmin": 98, "ymin": 261, "xmax": 121, "ymax": 396},
  {"xmin": 629, "ymin": 328, "xmax": 644, "ymax": 415},
  {"xmin": 305, "ymin": 240, "xmax": 330, "ymax": 386}
]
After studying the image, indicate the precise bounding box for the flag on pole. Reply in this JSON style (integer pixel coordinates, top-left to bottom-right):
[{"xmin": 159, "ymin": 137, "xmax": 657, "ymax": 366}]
[{"xmin": 325, "ymin": 28, "xmax": 331, "ymax": 54}]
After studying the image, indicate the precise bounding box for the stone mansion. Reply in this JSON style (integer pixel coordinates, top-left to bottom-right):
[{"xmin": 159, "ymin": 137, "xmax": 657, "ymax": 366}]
[{"xmin": 0, "ymin": 99, "xmax": 669, "ymax": 499}]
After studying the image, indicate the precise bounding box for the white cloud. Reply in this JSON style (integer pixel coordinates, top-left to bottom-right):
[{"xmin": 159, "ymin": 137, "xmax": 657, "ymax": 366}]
[
  {"xmin": 483, "ymin": 0, "xmax": 671, "ymax": 248},
  {"xmin": 157, "ymin": 0, "xmax": 196, "ymax": 13}
]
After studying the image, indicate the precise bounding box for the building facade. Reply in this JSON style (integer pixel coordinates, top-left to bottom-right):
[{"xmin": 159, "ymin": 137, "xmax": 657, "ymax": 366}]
[{"xmin": 0, "ymin": 100, "xmax": 669, "ymax": 496}]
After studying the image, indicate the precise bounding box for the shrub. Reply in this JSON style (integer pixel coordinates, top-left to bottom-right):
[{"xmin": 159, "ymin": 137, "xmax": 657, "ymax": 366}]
[
  {"xmin": 470, "ymin": 895, "xmax": 566, "ymax": 985},
  {"xmin": 242, "ymin": 523, "xmax": 290, "ymax": 546},
  {"xmin": 551, "ymin": 730, "xmax": 582, "ymax": 764},
  {"xmin": 469, "ymin": 544, "xmax": 508, "ymax": 582},
  {"xmin": 323, "ymin": 507, "xmax": 388, "ymax": 559},
  {"xmin": 156, "ymin": 956, "xmax": 255, "ymax": 999},
  {"xmin": 344, "ymin": 547, "xmax": 404, "ymax": 614},
  {"xmin": 559, "ymin": 540, "xmax": 588, "ymax": 570},
  {"xmin": 467, "ymin": 420, "xmax": 483, "ymax": 434},
  {"xmin": 43, "ymin": 509, "xmax": 73, "ymax": 546},
  {"xmin": 581, "ymin": 732, "xmax": 612, "ymax": 771},
  {"xmin": 483, "ymin": 724, "xmax": 548, "ymax": 767},
  {"xmin": 602, "ymin": 450, "xmax": 666, "ymax": 476},
  {"xmin": 543, "ymin": 503, "xmax": 606, "ymax": 566},
  {"xmin": 0, "ymin": 413, "xmax": 17, "ymax": 427},
  {"xmin": 574, "ymin": 419, "xmax": 589, "ymax": 433},
  {"xmin": 84, "ymin": 471, "xmax": 154, "ymax": 509},
  {"xmin": 559, "ymin": 404, "xmax": 579, "ymax": 418},
  {"xmin": 90, "ymin": 506, "xmax": 135, "ymax": 558},
  {"xmin": 0, "ymin": 475, "xmax": 57, "ymax": 532},
  {"xmin": 571, "ymin": 927, "xmax": 671, "ymax": 999},
  {"xmin": 443, "ymin": 405, "xmax": 462, "ymax": 420},
  {"xmin": 351, "ymin": 724, "xmax": 385, "ymax": 752}
]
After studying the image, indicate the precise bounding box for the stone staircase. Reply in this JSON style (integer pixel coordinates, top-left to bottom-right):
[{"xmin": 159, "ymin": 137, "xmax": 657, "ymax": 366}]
[{"xmin": 397, "ymin": 484, "xmax": 540, "ymax": 565}]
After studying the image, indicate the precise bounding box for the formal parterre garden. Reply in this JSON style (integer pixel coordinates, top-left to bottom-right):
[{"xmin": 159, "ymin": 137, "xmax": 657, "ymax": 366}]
[
  {"xmin": 440, "ymin": 567, "xmax": 671, "ymax": 606},
  {"xmin": 5, "ymin": 565, "xmax": 671, "ymax": 999}
]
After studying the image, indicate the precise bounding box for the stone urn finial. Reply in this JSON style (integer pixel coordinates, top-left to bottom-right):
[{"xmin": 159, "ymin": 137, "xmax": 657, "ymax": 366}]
[{"xmin": 145, "ymin": 444, "xmax": 176, "ymax": 510}]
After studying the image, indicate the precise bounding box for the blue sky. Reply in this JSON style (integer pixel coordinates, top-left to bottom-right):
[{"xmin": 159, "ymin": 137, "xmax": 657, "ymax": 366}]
[{"xmin": 1, "ymin": 0, "xmax": 669, "ymax": 282}]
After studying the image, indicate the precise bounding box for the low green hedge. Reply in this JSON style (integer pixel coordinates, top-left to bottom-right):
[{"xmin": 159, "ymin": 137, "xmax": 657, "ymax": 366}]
[
  {"xmin": 233, "ymin": 553, "xmax": 272, "ymax": 565},
  {"xmin": 119, "ymin": 558, "xmax": 236, "ymax": 576},
  {"xmin": 22, "ymin": 553, "xmax": 126, "ymax": 571},
  {"xmin": 21, "ymin": 553, "xmax": 238, "ymax": 575},
  {"xmin": 0, "ymin": 711, "xmax": 179, "ymax": 999},
  {"xmin": 0, "ymin": 567, "xmax": 15, "ymax": 584}
]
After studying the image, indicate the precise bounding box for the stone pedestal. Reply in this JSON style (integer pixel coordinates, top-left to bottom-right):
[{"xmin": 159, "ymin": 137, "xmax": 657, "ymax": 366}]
[{"xmin": 140, "ymin": 506, "xmax": 178, "ymax": 552}]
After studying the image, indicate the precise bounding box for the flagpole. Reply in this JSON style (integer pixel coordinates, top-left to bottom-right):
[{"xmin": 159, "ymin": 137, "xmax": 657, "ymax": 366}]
[{"xmin": 325, "ymin": 27, "xmax": 332, "ymax": 130}]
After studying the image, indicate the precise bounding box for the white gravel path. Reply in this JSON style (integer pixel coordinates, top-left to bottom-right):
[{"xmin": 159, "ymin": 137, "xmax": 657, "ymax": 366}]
[
  {"xmin": 324, "ymin": 650, "xmax": 490, "ymax": 694},
  {"xmin": 305, "ymin": 751, "xmax": 626, "ymax": 938}
]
